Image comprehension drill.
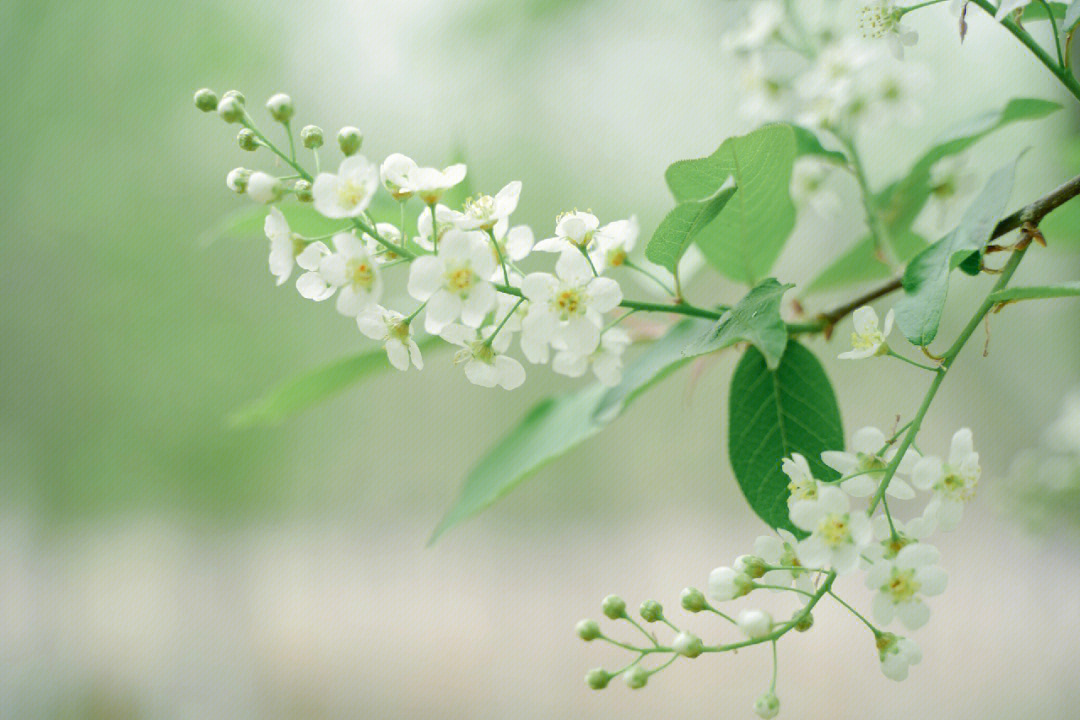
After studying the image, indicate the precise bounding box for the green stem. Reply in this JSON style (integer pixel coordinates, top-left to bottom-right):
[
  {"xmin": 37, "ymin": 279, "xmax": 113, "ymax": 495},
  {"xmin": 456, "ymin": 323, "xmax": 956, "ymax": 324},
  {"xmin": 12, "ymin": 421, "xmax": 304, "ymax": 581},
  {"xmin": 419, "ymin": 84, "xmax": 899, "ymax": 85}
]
[
  {"xmin": 486, "ymin": 228, "xmax": 512, "ymax": 286},
  {"xmin": 579, "ymin": 245, "xmax": 600, "ymax": 277},
  {"xmin": 769, "ymin": 640, "xmax": 778, "ymax": 691},
  {"xmin": 239, "ymin": 113, "xmax": 312, "ymax": 182},
  {"xmin": 754, "ymin": 584, "xmax": 816, "ymax": 598},
  {"xmin": 483, "ymin": 298, "xmax": 524, "ymax": 345},
  {"xmin": 623, "ymin": 259, "xmax": 676, "ymax": 297},
  {"xmin": 350, "ymin": 217, "xmax": 417, "ymax": 260},
  {"xmin": 492, "ymin": 283, "xmax": 724, "ymax": 319},
  {"xmin": 828, "ymin": 590, "xmax": 881, "ymax": 635},
  {"xmin": 899, "ymin": 0, "xmax": 949, "ymax": 14},
  {"xmin": 1036, "ymin": 0, "xmax": 1066, "ymax": 67},
  {"xmin": 284, "ymin": 120, "xmax": 297, "ymax": 163},
  {"xmin": 887, "ymin": 349, "xmax": 942, "ymax": 372},
  {"xmin": 838, "ymin": 133, "xmax": 898, "ymax": 270}
]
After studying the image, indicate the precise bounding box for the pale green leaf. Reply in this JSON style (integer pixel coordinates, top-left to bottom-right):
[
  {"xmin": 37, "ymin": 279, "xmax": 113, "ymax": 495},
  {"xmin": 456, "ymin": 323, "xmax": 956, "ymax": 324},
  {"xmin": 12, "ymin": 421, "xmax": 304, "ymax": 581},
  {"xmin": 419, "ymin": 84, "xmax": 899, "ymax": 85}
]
[
  {"xmin": 665, "ymin": 124, "xmax": 798, "ymax": 284},
  {"xmin": 683, "ymin": 278, "xmax": 792, "ymax": 369},
  {"xmin": 791, "ymin": 125, "xmax": 848, "ymax": 165},
  {"xmin": 894, "ymin": 156, "xmax": 1021, "ymax": 346},
  {"xmin": 804, "ymin": 231, "xmax": 927, "ymax": 294},
  {"xmin": 645, "ymin": 180, "xmax": 736, "ymax": 273},
  {"xmin": 728, "ymin": 341, "xmax": 843, "ymax": 534}
]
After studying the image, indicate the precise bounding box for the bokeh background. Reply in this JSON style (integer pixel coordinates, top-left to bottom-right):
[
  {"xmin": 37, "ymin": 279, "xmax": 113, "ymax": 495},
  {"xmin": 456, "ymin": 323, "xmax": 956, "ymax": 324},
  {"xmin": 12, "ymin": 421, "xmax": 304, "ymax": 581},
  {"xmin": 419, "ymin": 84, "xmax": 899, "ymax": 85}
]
[{"xmin": 3, "ymin": 1, "xmax": 1080, "ymax": 717}]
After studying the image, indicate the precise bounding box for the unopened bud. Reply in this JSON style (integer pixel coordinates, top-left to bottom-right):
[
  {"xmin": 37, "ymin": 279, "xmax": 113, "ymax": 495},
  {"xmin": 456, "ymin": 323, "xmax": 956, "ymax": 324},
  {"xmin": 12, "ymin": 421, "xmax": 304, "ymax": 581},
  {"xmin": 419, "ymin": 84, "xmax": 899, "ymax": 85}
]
[
  {"xmin": 585, "ymin": 668, "xmax": 610, "ymax": 690},
  {"xmin": 736, "ymin": 609, "xmax": 773, "ymax": 640},
  {"xmin": 301, "ymin": 125, "xmax": 324, "ymax": 149},
  {"xmin": 601, "ymin": 595, "xmax": 626, "ymax": 620},
  {"xmin": 193, "ymin": 88, "xmax": 218, "ymax": 112},
  {"xmin": 680, "ymin": 587, "xmax": 706, "ymax": 613},
  {"xmin": 576, "ymin": 619, "xmax": 601, "ymax": 641},
  {"xmin": 672, "ymin": 631, "xmax": 704, "ymax": 659},
  {"xmin": 222, "ymin": 89, "xmax": 246, "ymax": 106},
  {"xmin": 734, "ymin": 554, "xmax": 768, "ymax": 579},
  {"xmin": 754, "ymin": 691, "xmax": 780, "ymax": 719},
  {"xmin": 246, "ymin": 171, "xmax": 282, "ymax": 204},
  {"xmin": 794, "ymin": 611, "xmax": 814, "ymax": 632},
  {"xmin": 338, "ymin": 126, "xmax": 363, "ymax": 156},
  {"xmin": 623, "ymin": 665, "xmax": 648, "ymax": 690},
  {"xmin": 708, "ymin": 566, "xmax": 754, "ymax": 601},
  {"xmin": 226, "ymin": 167, "xmax": 251, "ymax": 193},
  {"xmin": 266, "ymin": 93, "xmax": 294, "ymax": 123},
  {"xmin": 217, "ymin": 96, "xmax": 244, "ymax": 123},
  {"xmin": 237, "ymin": 128, "xmax": 258, "ymax": 151},
  {"xmin": 639, "ymin": 600, "xmax": 663, "ymax": 623},
  {"xmin": 294, "ymin": 179, "xmax": 313, "ymax": 203}
]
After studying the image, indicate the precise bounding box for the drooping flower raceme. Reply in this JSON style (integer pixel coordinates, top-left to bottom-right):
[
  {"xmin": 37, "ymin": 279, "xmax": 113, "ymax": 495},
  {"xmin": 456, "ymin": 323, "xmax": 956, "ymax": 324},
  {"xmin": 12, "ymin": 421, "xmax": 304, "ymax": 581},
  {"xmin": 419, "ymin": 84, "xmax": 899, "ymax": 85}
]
[
  {"xmin": 519, "ymin": 251, "xmax": 622, "ymax": 364},
  {"xmin": 455, "ymin": 181, "xmax": 522, "ymax": 231},
  {"xmin": 822, "ymin": 426, "xmax": 917, "ymax": 499},
  {"xmin": 407, "ymin": 230, "xmax": 497, "ymax": 334},
  {"xmin": 838, "ymin": 305, "xmax": 893, "ymax": 359},
  {"xmin": 356, "ymin": 305, "xmax": 423, "ymax": 372},
  {"xmin": 911, "ymin": 428, "xmax": 981, "ymax": 531},
  {"xmin": 440, "ymin": 323, "xmax": 525, "ymax": 390},
  {"xmin": 313, "ymin": 155, "xmax": 379, "ymax": 218},
  {"xmin": 790, "ymin": 486, "xmax": 873, "ymax": 574},
  {"xmin": 865, "ymin": 543, "xmax": 947, "ymax": 630}
]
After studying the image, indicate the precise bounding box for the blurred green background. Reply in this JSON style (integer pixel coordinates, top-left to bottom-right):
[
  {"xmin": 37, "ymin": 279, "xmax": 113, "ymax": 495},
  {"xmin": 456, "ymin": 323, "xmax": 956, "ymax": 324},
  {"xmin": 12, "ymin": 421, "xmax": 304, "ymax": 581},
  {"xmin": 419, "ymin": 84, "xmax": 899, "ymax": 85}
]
[{"xmin": 2, "ymin": 1, "xmax": 1079, "ymax": 718}]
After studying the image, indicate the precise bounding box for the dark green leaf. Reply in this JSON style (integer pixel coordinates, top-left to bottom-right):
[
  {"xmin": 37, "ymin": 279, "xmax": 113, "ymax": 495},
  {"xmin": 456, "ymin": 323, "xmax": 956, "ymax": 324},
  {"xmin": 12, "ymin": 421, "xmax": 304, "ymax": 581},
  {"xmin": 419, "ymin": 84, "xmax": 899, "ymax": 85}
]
[
  {"xmin": 645, "ymin": 181, "xmax": 737, "ymax": 273},
  {"xmin": 804, "ymin": 230, "xmax": 927, "ymax": 293},
  {"xmin": 728, "ymin": 341, "xmax": 844, "ymax": 534},
  {"xmin": 229, "ymin": 339, "xmax": 438, "ymax": 427},
  {"xmin": 683, "ymin": 278, "xmax": 792, "ymax": 369},
  {"xmin": 431, "ymin": 319, "xmax": 714, "ymax": 542},
  {"xmin": 665, "ymin": 124, "xmax": 798, "ymax": 284},
  {"xmin": 894, "ymin": 156, "xmax": 1021, "ymax": 346},
  {"xmin": 989, "ymin": 281, "xmax": 1080, "ymax": 303}
]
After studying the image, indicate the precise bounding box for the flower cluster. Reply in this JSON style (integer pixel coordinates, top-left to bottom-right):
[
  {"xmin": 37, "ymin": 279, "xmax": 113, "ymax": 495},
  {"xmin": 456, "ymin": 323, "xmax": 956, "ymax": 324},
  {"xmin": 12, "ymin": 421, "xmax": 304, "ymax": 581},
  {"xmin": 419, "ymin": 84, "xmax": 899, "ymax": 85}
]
[
  {"xmin": 195, "ymin": 88, "xmax": 653, "ymax": 391},
  {"xmin": 581, "ymin": 423, "xmax": 982, "ymax": 715}
]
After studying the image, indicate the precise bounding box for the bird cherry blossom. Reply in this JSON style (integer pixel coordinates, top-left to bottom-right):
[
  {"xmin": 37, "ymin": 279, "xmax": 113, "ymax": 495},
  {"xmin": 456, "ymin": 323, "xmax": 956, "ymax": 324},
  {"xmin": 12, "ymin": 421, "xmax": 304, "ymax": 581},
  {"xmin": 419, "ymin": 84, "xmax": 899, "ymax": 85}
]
[
  {"xmin": 519, "ymin": 251, "xmax": 622, "ymax": 364},
  {"xmin": 750, "ymin": 530, "xmax": 816, "ymax": 598},
  {"xmin": 594, "ymin": 216, "xmax": 639, "ymax": 269},
  {"xmin": 722, "ymin": 1, "xmax": 784, "ymax": 54},
  {"xmin": 440, "ymin": 323, "xmax": 525, "ymax": 390},
  {"xmin": 822, "ymin": 426, "xmax": 917, "ymax": 499},
  {"xmin": 309, "ymin": 232, "xmax": 384, "ymax": 316},
  {"xmin": 246, "ymin": 171, "xmax": 282, "ymax": 204},
  {"xmin": 416, "ymin": 203, "xmax": 460, "ymax": 251},
  {"xmin": 838, "ymin": 306, "xmax": 893, "ymax": 359},
  {"xmin": 264, "ymin": 207, "xmax": 327, "ymax": 287},
  {"xmin": 455, "ymin": 181, "xmax": 522, "ymax": 231},
  {"xmin": 707, "ymin": 566, "xmax": 753, "ymax": 602},
  {"xmin": 534, "ymin": 211, "xmax": 622, "ymax": 270},
  {"xmin": 380, "ymin": 153, "xmax": 419, "ymax": 200},
  {"xmin": 911, "ymin": 428, "xmax": 981, "ymax": 531},
  {"xmin": 485, "ymin": 217, "xmax": 534, "ymax": 279},
  {"xmin": 783, "ymin": 452, "xmax": 820, "ymax": 512},
  {"xmin": 876, "ymin": 633, "xmax": 922, "ymax": 681},
  {"xmin": 410, "ymin": 164, "xmax": 468, "ymax": 205},
  {"xmin": 356, "ymin": 305, "xmax": 424, "ymax": 372},
  {"xmin": 790, "ymin": 486, "xmax": 873, "ymax": 574},
  {"xmin": 313, "ymin": 155, "xmax": 379, "ymax": 218},
  {"xmin": 858, "ymin": 2, "xmax": 919, "ymax": 60},
  {"xmin": 552, "ymin": 326, "xmax": 630, "ymax": 387},
  {"xmin": 865, "ymin": 543, "xmax": 947, "ymax": 630},
  {"xmin": 407, "ymin": 230, "xmax": 497, "ymax": 334}
]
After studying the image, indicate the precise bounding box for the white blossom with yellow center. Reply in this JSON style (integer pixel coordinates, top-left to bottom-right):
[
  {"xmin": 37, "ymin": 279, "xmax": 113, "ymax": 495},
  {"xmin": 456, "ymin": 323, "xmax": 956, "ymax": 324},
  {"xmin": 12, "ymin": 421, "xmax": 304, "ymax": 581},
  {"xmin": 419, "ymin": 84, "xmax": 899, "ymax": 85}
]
[
  {"xmin": 782, "ymin": 452, "xmax": 820, "ymax": 515},
  {"xmin": 312, "ymin": 155, "xmax": 378, "ymax": 218},
  {"xmin": 356, "ymin": 305, "xmax": 423, "ymax": 372},
  {"xmin": 265, "ymin": 207, "xmax": 327, "ymax": 288},
  {"xmin": 865, "ymin": 542, "xmax": 946, "ymax": 630},
  {"xmin": 407, "ymin": 230, "xmax": 497, "ymax": 334},
  {"xmin": 440, "ymin": 323, "xmax": 525, "ymax": 390},
  {"xmin": 877, "ymin": 633, "xmax": 922, "ymax": 681},
  {"xmin": 454, "ymin": 181, "xmax": 521, "ymax": 231},
  {"xmin": 822, "ymin": 426, "xmax": 918, "ymax": 500},
  {"xmin": 790, "ymin": 486, "xmax": 872, "ymax": 574},
  {"xmin": 911, "ymin": 427, "xmax": 981, "ymax": 531},
  {"xmin": 838, "ymin": 305, "xmax": 893, "ymax": 360},
  {"xmin": 752, "ymin": 529, "xmax": 816, "ymax": 600},
  {"xmin": 301, "ymin": 232, "xmax": 383, "ymax": 316},
  {"xmin": 552, "ymin": 326, "xmax": 630, "ymax": 387}
]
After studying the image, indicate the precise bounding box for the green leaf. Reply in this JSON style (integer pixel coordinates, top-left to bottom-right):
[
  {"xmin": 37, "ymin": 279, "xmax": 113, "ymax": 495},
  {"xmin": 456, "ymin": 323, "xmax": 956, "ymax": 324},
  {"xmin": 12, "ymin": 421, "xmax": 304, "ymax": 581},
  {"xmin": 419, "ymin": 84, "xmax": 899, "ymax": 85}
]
[
  {"xmin": 728, "ymin": 341, "xmax": 844, "ymax": 534},
  {"xmin": 594, "ymin": 318, "xmax": 715, "ymax": 423},
  {"xmin": 683, "ymin": 278, "xmax": 792, "ymax": 369},
  {"xmin": 894, "ymin": 156, "xmax": 1021, "ymax": 346},
  {"xmin": 791, "ymin": 125, "xmax": 848, "ymax": 165},
  {"xmin": 1021, "ymin": 2, "xmax": 1067, "ymax": 21},
  {"xmin": 200, "ymin": 203, "xmax": 344, "ymax": 246},
  {"xmin": 229, "ymin": 339, "xmax": 437, "ymax": 427},
  {"xmin": 645, "ymin": 180, "xmax": 737, "ymax": 274},
  {"xmin": 876, "ymin": 98, "xmax": 1060, "ymax": 236},
  {"xmin": 804, "ymin": 230, "xmax": 928, "ymax": 294},
  {"xmin": 431, "ymin": 318, "xmax": 714, "ymax": 542},
  {"xmin": 989, "ymin": 281, "xmax": 1080, "ymax": 303},
  {"xmin": 665, "ymin": 124, "xmax": 798, "ymax": 284}
]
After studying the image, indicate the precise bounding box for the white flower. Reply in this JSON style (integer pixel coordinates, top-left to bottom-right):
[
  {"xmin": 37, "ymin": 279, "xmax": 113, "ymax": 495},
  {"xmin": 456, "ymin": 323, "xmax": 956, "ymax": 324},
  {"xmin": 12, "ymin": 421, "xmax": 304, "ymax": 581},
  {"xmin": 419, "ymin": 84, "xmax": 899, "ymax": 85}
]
[
  {"xmin": 380, "ymin": 153, "xmax": 418, "ymax": 199},
  {"xmin": 738, "ymin": 54, "xmax": 790, "ymax": 122},
  {"xmin": 455, "ymin": 181, "xmax": 522, "ymax": 231},
  {"xmin": 487, "ymin": 218, "xmax": 534, "ymax": 280},
  {"xmin": 440, "ymin": 323, "xmax": 525, "ymax": 390},
  {"xmin": 552, "ymin": 326, "xmax": 630, "ymax": 387},
  {"xmin": 416, "ymin": 203, "xmax": 461, "ymax": 251},
  {"xmin": 796, "ymin": 37, "xmax": 879, "ymax": 129},
  {"xmin": 535, "ymin": 211, "xmax": 626, "ymax": 271},
  {"xmin": 356, "ymin": 305, "xmax": 423, "ymax": 372},
  {"xmin": 246, "ymin": 172, "xmax": 282, "ymax": 204},
  {"xmin": 995, "ymin": 0, "xmax": 1032, "ymax": 20},
  {"xmin": 790, "ymin": 157, "xmax": 840, "ymax": 216},
  {"xmin": 519, "ymin": 251, "xmax": 622, "ymax": 364},
  {"xmin": 594, "ymin": 216, "xmax": 638, "ymax": 269},
  {"xmin": 736, "ymin": 609, "xmax": 773, "ymax": 639},
  {"xmin": 838, "ymin": 306, "xmax": 893, "ymax": 360},
  {"xmin": 822, "ymin": 426, "xmax": 917, "ymax": 499},
  {"xmin": 722, "ymin": 1, "xmax": 784, "ymax": 54},
  {"xmin": 863, "ymin": 514, "xmax": 936, "ymax": 567},
  {"xmin": 865, "ymin": 543, "xmax": 947, "ymax": 630},
  {"xmin": 911, "ymin": 428, "xmax": 980, "ymax": 531},
  {"xmin": 708, "ymin": 566, "xmax": 753, "ymax": 602},
  {"xmin": 226, "ymin": 167, "xmax": 251, "ymax": 193},
  {"xmin": 790, "ymin": 486, "xmax": 873, "ymax": 574},
  {"xmin": 877, "ymin": 634, "xmax": 922, "ymax": 681},
  {"xmin": 783, "ymin": 452, "xmax": 820, "ymax": 512},
  {"xmin": 363, "ymin": 222, "xmax": 406, "ymax": 264},
  {"xmin": 410, "ymin": 164, "xmax": 467, "ymax": 205},
  {"xmin": 313, "ymin": 155, "xmax": 378, "ymax": 218},
  {"xmin": 308, "ymin": 232, "xmax": 384, "ymax": 316},
  {"xmin": 859, "ymin": 2, "xmax": 918, "ymax": 60},
  {"xmin": 752, "ymin": 530, "xmax": 817, "ymax": 598},
  {"xmin": 407, "ymin": 230, "xmax": 497, "ymax": 334},
  {"xmin": 264, "ymin": 207, "xmax": 325, "ymax": 287}
]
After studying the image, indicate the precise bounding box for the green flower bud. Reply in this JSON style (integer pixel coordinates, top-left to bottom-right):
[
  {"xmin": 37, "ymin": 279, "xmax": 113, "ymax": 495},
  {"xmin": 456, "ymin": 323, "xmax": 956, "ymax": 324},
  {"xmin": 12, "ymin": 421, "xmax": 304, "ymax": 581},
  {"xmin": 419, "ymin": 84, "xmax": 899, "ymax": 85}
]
[
  {"xmin": 585, "ymin": 668, "xmax": 610, "ymax": 690},
  {"xmin": 266, "ymin": 93, "xmax": 294, "ymax": 123},
  {"xmin": 222, "ymin": 89, "xmax": 246, "ymax": 106},
  {"xmin": 794, "ymin": 611, "xmax": 814, "ymax": 633},
  {"xmin": 294, "ymin": 179, "xmax": 313, "ymax": 202},
  {"xmin": 338, "ymin": 126, "xmax": 363, "ymax": 156},
  {"xmin": 639, "ymin": 600, "xmax": 663, "ymax": 623},
  {"xmin": 754, "ymin": 691, "xmax": 780, "ymax": 719},
  {"xmin": 237, "ymin": 128, "xmax": 258, "ymax": 151},
  {"xmin": 735, "ymin": 554, "xmax": 768, "ymax": 579},
  {"xmin": 680, "ymin": 587, "xmax": 706, "ymax": 613},
  {"xmin": 193, "ymin": 88, "xmax": 218, "ymax": 112},
  {"xmin": 301, "ymin": 124, "xmax": 324, "ymax": 149},
  {"xmin": 217, "ymin": 96, "xmax": 244, "ymax": 123},
  {"xmin": 226, "ymin": 167, "xmax": 251, "ymax": 193},
  {"xmin": 672, "ymin": 631, "xmax": 703, "ymax": 659},
  {"xmin": 601, "ymin": 595, "xmax": 626, "ymax": 620},
  {"xmin": 623, "ymin": 665, "xmax": 648, "ymax": 690},
  {"xmin": 575, "ymin": 619, "xmax": 601, "ymax": 641}
]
